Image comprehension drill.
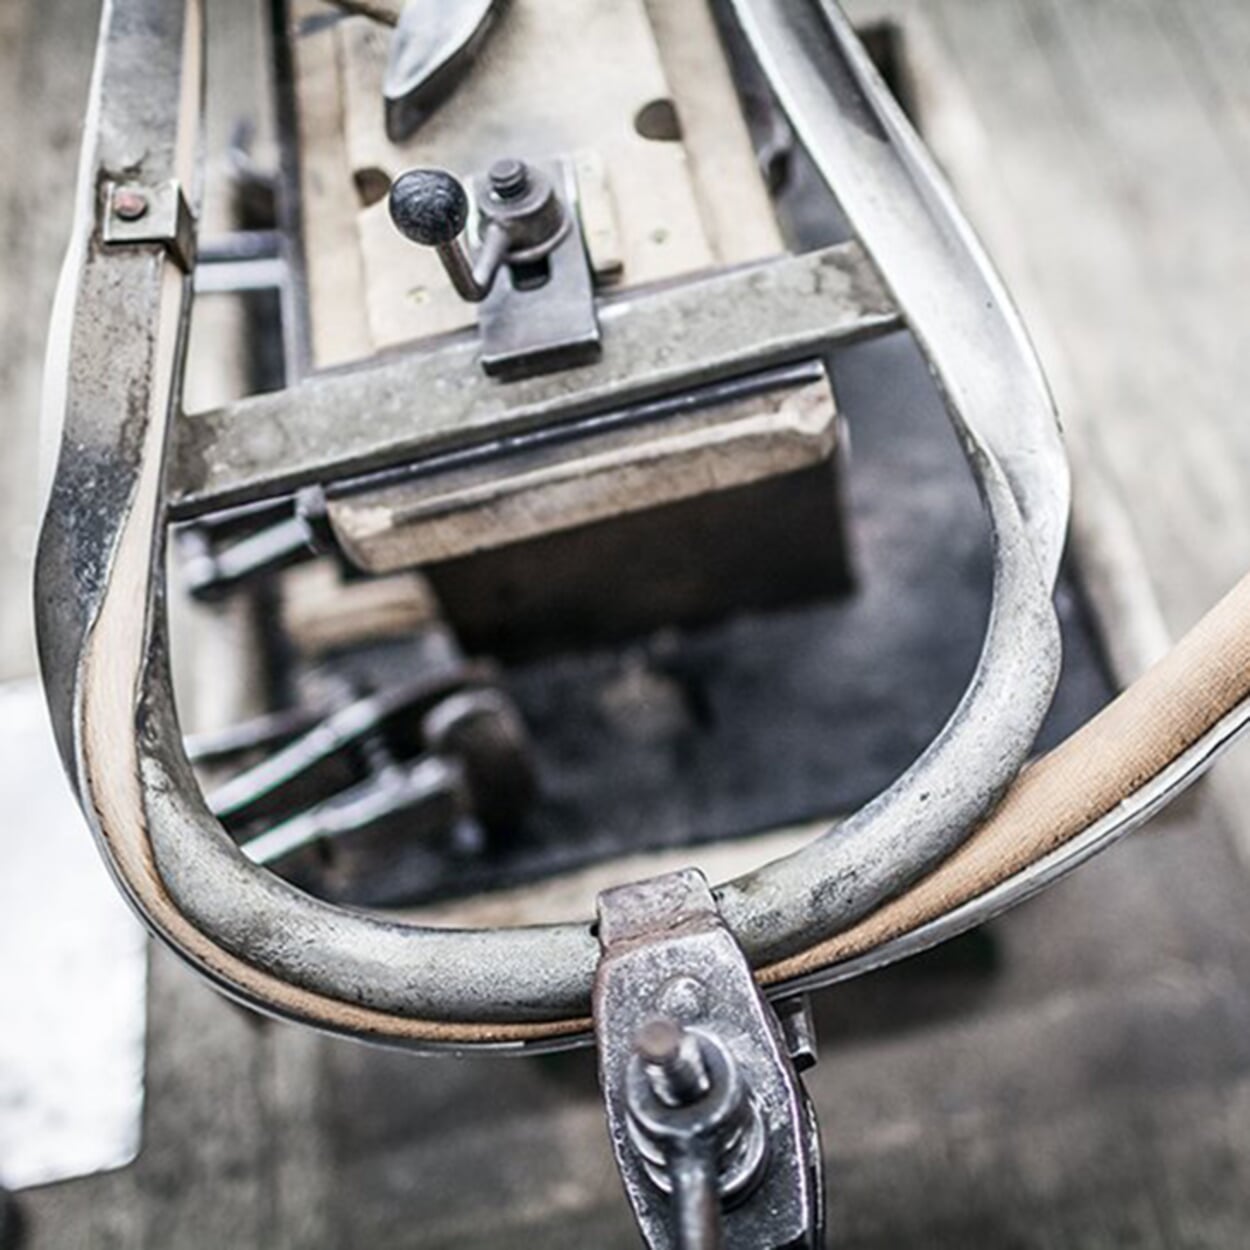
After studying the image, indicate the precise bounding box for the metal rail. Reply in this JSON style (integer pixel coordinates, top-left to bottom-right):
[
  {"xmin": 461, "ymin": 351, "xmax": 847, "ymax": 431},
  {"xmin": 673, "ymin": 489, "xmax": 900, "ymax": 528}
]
[{"xmin": 168, "ymin": 242, "xmax": 898, "ymax": 518}]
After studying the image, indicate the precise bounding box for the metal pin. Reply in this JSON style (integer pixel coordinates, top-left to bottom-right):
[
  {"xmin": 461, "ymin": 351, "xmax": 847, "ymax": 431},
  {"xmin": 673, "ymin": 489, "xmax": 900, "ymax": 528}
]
[{"xmin": 636, "ymin": 1018, "xmax": 713, "ymax": 1108}]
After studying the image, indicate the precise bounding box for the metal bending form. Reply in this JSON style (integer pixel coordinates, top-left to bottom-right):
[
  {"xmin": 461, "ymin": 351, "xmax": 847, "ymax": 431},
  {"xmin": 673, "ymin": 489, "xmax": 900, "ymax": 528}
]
[{"xmin": 35, "ymin": 0, "xmax": 1235, "ymax": 1052}]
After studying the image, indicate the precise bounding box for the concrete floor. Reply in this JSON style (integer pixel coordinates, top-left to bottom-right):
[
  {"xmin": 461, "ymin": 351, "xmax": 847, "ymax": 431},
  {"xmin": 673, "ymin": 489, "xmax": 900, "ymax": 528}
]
[
  {"xmin": 8, "ymin": 1, "xmax": 1250, "ymax": 1247},
  {"xmin": 0, "ymin": 0, "xmax": 98, "ymax": 682}
]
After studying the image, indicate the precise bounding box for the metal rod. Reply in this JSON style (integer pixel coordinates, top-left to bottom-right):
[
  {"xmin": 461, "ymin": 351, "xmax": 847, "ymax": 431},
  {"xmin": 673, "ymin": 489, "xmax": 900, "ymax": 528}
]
[{"xmin": 671, "ymin": 1151, "xmax": 725, "ymax": 1250}]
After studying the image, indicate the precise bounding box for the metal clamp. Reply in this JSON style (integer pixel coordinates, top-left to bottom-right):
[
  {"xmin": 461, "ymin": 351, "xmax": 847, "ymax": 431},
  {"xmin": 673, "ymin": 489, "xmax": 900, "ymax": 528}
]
[
  {"xmin": 595, "ymin": 870, "xmax": 824, "ymax": 1249},
  {"xmin": 388, "ymin": 157, "xmax": 600, "ymax": 378}
]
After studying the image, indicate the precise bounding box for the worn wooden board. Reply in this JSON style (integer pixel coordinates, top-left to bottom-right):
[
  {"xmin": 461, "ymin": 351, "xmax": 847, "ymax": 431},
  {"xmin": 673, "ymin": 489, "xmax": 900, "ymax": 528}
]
[
  {"xmin": 327, "ymin": 376, "xmax": 838, "ymax": 569},
  {"xmin": 291, "ymin": 0, "xmax": 373, "ymax": 367}
]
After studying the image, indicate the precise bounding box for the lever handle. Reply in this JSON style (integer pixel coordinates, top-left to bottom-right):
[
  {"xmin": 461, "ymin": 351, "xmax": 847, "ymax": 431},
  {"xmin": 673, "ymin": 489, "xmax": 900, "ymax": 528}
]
[
  {"xmin": 388, "ymin": 167, "xmax": 506, "ymax": 302},
  {"xmin": 389, "ymin": 159, "xmax": 567, "ymax": 305}
]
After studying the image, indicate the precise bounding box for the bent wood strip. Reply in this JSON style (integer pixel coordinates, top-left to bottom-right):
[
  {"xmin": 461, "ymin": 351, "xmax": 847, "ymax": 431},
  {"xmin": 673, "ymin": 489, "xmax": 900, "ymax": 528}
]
[
  {"xmin": 91, "ymin": 528, "xmax": 1250, "ymax": 1052},
  {"xmin": 187, "ymin": 565, "xmax": 1250, "ymax": 1046},
  {"xmin": 759, "ymin": 568, "xmax": 1250, "ymax": 985}
]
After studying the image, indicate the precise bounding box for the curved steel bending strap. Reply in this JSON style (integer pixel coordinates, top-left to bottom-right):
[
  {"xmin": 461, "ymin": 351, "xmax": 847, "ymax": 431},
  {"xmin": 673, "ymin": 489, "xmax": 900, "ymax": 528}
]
[
  {"xmin": 713, "ymin": 0, "xmax": 1068, "ymax": 963},
  {"xmin": 728, "ymin": 0, "xmax": 1069, "ymax": 584},
  {"xmin": 37, "ymin": 0, "xmax": 1063, "ymax": 1042}
]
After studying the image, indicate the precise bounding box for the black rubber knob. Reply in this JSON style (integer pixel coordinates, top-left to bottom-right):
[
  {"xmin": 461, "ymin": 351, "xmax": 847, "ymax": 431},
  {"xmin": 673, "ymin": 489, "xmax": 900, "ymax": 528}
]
[{"xmin": 388, "ymin": 168, "xmax": 469, "ymax": 247}]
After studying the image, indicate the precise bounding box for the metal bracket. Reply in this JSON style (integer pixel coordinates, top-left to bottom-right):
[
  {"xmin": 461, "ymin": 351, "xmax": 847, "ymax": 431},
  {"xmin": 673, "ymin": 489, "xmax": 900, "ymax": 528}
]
[
  {"xmin": 102, "ymin": 178, "xmax": 196, "ymax": 271},
  {"xmin": 388, "ymin": 156, "xmax": 601, "ymax": 380},
  {"xmin": 594, "ymin": 869, "xmax": 824, "ymax": 1250},
  {"xmin": 472, "ymin": 159, "xmax": 600, "ymax": 380}
]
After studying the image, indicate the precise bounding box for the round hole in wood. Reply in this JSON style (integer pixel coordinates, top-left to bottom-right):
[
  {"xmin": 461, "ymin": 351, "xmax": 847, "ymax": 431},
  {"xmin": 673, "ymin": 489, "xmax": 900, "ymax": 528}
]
[
  {"xmin": 633, "ymin": 98, "xmax": 683, "ymax": 142},
  {"xmin": 354, "ymin": 166, "xmax": 392, "ymax": 208}
]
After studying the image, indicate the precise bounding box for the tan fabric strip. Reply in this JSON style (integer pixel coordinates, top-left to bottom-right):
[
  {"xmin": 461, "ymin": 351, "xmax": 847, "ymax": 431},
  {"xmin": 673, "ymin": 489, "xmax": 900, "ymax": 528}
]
[{"xmin": 758, "ymin": 569, "xmax": 1250, "ymax": 985}]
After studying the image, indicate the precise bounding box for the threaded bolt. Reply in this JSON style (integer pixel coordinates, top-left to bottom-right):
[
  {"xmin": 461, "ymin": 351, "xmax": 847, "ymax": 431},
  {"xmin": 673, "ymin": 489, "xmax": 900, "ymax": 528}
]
[
  {"xmin": 636, "ymin": 1018, "xmax": 712, "ymax": 1107},
  {"xmin": 488, "ymin": 157, "xmax": 530, "ymax": 201}
]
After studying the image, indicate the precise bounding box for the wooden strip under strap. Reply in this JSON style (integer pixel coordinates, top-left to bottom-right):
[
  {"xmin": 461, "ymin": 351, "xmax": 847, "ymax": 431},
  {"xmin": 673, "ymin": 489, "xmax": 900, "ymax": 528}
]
[
  {"xmin": 133, "ymin": 571, "xmax": 1250, "ymax": 1048},
  {"xmin": 759, "ymin": 568, "xmax": 1250, "ymax": 985}
]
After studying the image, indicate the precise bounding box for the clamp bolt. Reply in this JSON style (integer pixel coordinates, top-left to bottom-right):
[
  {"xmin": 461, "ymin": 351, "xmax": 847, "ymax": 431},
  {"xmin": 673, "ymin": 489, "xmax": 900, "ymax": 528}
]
[
  {"xmin": 637, "ymin": 1018, "xmax": 713, "ymax": 1107},
  {"xmin": 488, "ymin": 157, "xmax": 530, "ymax": 201}
]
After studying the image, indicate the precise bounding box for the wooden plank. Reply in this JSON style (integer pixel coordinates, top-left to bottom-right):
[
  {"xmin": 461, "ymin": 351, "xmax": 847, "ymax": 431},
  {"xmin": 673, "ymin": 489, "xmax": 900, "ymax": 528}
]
[
  {"xmin": 292, "ymin": 1, "xmax": 372, "ymax": 367},
  {"xmin": 858, "ymin": 0, "xmax": 1250, "ymax": 867},
  {"xmin": 134, "ymin": 950, "xmax": 272, "ymax": 1249},
  {"xmin": 263, "ymin": 1022, "xmax": 336, "ymax": 1249},
  {"xmin": 641, "ymin": 0, "xmax": 783, "ymax": 263},
  {"xmin": 337, "ymin": 15, "xmax": 477, "ymax": 343},
  {"xmin": 307, "ymin": 0, "xmax": 783, "ymax": 355},
  {"xmin": 1025, "ymin": 0, "xmax": 1250, "ymax": 626},
  {"xmin": 327, "ymin": 376, "xmax": 837, "ymax": 571},
  {"xmin": 845, "ymin": 0, "xmax": 1174, "ymax": 686},
  {"xmin": 893, "ymin": 0, "xmax": 1250, "ymax": 646}
]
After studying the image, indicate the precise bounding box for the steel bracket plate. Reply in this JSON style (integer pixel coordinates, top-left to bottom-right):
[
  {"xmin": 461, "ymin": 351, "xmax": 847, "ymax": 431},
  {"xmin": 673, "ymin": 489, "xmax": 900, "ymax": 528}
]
[
  {"xmin": 594, "ymin": 868, "xmax": 824, "ymax": 1249},
  {"xmin": 473, "ymin": 160, "xmax": 601, "ymax": 380}
]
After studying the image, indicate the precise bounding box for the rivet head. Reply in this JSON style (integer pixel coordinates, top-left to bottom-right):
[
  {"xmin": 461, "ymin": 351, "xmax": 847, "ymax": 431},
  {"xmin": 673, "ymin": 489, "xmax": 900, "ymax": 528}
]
[
  {"xmin": 113, "ymin": 188, "xmax": 149, "ymax": 222},
  {"xmin": 656, "ymin": 975, "xmax": 707, "ymax": 1022}
]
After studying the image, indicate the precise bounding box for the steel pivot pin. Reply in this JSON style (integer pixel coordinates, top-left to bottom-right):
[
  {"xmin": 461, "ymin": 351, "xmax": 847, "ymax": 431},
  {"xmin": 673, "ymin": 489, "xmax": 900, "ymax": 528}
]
[{"xmin": 636, "ymin": 1017, "xmax": 713, "ymax": 1107}]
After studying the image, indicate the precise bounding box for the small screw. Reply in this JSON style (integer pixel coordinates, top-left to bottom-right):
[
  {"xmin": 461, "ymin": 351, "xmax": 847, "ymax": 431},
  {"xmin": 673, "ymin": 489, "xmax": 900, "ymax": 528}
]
[
  {"xmin": 113, "ymin": 188, "xmax": 149, "ymax": 221},
  {"xmin": 488, "ymin": 157, "xmax": 530, "ymax": 201},
  {"xmin": 636, "ymin": 1018, "xmax": 712, "ymax": 1107}
]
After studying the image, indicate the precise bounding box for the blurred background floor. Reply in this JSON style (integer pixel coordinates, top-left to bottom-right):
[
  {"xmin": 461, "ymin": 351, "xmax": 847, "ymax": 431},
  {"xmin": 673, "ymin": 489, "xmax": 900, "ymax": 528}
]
[{"xmin": 7, "ymin": 0, "xmax": 1250, "ymax": 1246}]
